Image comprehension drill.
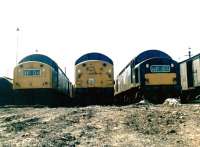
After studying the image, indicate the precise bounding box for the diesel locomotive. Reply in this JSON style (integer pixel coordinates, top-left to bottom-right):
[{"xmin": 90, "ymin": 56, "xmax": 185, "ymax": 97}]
[
  {"xmin": 180, "ymin": 53, "xmax": 200, "ymax": 102},
  {"xmin": 0, "ymin": 77, "xmax": 14, "ymax": 105},
  {"xmin": 75, "ymin": 52, "xmax": 114, "ymax": 105},
  {"xmin": 13, "ymin": 54, "xmax": 73, "ymax": 106},
  {"xmin": 114, "ymin": 50, "xmax": 181, "ymax": 104}
]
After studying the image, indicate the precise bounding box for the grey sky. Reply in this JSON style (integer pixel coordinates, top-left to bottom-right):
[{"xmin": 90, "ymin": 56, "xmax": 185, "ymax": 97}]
[{"xmin": 0, "ymin": 0, "xmax": 200, "ymax": 82}]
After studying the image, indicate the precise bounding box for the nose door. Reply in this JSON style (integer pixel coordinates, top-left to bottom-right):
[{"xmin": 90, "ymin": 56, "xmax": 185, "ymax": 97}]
[
  {"xmin": 87, "ymin": 65, "xmax": 96, "ymax": 88},
  {"xmin": 87, "ymin": 78, "xmax": 95, "ymax": 87}
]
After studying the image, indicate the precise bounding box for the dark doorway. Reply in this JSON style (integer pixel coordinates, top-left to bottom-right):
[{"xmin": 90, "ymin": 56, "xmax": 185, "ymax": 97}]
[{"xmin": 187, "ymin": 60, "xmax": 194, "ymax": 88}]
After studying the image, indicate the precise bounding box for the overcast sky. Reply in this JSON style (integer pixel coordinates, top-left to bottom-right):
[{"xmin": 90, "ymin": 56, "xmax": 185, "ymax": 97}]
[{"xmin": 0, "ymin": 0, "xmax": 200, "ymax": 82}]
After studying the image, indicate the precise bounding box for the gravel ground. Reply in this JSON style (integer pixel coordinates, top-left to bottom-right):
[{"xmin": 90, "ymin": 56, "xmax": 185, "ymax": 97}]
[{"xmin": 0, "ymin": 103, "xmax": 200, "ymax": 147}]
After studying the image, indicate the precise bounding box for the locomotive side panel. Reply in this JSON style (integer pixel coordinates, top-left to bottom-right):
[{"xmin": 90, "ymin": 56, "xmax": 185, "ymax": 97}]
[
  {"xmin": 57, "ymin": 68, "xmax": 69, "ymax": 95},
  {"xmin": 69, "ymin": 82, "xmax": 73, "ymax": 98},
  {"xmin": 115, "ymin": 64, "xmax": 134, "ymax": 95}
]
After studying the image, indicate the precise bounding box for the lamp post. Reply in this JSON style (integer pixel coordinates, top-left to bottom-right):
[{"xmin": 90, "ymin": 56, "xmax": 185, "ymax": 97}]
[
  {"xmin": 188, "ymin": 47, "xmax": 191, "ymax": 58},
  {"xmin": 16, "ymin": 27, "xmax": 20, "ymax": 65}
]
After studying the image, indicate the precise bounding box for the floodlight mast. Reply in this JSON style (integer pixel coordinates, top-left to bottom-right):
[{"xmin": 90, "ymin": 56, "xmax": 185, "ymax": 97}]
[
  {"xmin": 188, "ymin": 47, "xmax": 191, "ymax": 58},
  {"xmin": 16, "ymin": 27, "xmax": 20, "ymax": 65}
]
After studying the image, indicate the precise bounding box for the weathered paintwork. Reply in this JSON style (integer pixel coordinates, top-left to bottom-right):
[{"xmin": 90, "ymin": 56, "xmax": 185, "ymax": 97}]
[
  {"xmin": 14, "ymin": 61, "xmax": 54, "ymax": 89},
  {"xmin": 75, "ymin": 60, "xmax": 114, "ymax": 88},
  {"xmin": 145, "ymin": 73, "xmax": 176, "ymax": 85}
]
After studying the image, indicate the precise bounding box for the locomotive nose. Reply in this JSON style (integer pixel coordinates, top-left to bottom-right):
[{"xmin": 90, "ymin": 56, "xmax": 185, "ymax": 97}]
[
  {"xmin": 145, "ymin": 73, "xmax": 176, "ymax": 85},
  {"xmin": 144, "ymin": 73, "xmax": 177, "ymax": 85}
]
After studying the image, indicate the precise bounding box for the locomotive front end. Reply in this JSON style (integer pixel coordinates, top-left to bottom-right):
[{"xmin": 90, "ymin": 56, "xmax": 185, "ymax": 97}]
[{"xmin": 141, "ymin": 58, "xmax": 180, "ymax": 103}]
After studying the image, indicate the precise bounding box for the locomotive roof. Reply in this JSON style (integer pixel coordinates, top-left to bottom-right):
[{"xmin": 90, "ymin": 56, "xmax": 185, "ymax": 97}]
[
  {"xmin": 118, "ymin": 49, "xmax": 172, "ymax": 76},
  {"xmin": 19, "ymin": 54, "xmax": 58, "ymax": 70},
  {"xmin": 134, "ymin": 49, "xmax": 172, "ymax": 65},
  {"xmin": 75, "ymin": 52, "xmax": 113, "ymax": 65}
]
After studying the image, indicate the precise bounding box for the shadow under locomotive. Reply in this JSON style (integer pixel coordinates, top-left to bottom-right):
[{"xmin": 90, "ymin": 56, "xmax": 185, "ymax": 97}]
[
  {"xmin": 74, "ymin": 88, "xmax": 114, "ymax": 106},
  {"xmin": 114, "ymin": 85, "xmax": 180, "ymax": 105},
  {"xmin": 14, "ymin": 89, "xmax": 72, "ymax": 107}
]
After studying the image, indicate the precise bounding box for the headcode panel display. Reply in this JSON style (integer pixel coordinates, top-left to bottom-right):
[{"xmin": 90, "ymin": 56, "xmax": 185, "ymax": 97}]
[
  {"xmin": 23, "ymin": 69, "xmax": 41, "ymax": 76},
  {"xmin": 150, "ymin": 65, "xmax": 170, "ymax": 73}
]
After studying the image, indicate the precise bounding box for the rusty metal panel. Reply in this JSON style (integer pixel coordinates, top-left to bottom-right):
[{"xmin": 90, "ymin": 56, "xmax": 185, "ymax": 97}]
[{"xmin": 180, "ymin": 62, "xmax": 188, "ymax": 90}]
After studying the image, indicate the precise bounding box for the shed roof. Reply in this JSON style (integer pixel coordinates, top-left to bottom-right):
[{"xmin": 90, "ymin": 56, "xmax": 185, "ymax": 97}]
[{"xmin": 179, "ymin": 53, "xmax": 200, "ymax": 64}]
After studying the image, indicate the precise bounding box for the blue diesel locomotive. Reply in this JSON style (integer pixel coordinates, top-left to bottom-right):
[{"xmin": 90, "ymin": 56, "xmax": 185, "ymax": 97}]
[{"xmin": 115, "ymin": 50, "xmax": 181, "ymax": 104}]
